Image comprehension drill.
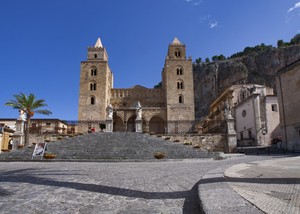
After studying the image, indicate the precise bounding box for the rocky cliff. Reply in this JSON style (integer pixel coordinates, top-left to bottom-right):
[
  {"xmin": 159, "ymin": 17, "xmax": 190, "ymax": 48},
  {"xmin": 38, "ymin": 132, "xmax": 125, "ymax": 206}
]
[{"xmin": 193, "ymin": 44, "xmax": 300, "ymax": 119}]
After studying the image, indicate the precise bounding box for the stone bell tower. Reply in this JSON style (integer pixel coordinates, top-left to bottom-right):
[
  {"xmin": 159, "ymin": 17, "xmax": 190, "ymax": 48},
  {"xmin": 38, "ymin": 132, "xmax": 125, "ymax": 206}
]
[
  {"xmin": 162, "ymin": 37, "xmax": 195, "ymax": 133},
  {"xmin": 78, "ymin": 38, "xmax": 113, "ymax": 133}
]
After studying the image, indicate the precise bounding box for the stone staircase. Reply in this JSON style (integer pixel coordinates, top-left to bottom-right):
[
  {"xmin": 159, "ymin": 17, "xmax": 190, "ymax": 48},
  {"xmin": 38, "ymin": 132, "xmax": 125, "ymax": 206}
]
[{"xmin": 0, "ymin": 132, "xmax": 215, "ymax": 160}]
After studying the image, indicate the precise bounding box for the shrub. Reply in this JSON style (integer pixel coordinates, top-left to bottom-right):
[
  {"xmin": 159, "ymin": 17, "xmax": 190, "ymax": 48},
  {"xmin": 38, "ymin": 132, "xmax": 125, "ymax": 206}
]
[
  {"xmin": 154, "ymin": 152, "xmax": 166, "ymax": 159},
  {"xmin": 99, "ymin": 123, "xmax": 106, "ymax": 131},
  {"xmin": 183, "ymin": 141, "xmax": 192, "ymax": 145}
]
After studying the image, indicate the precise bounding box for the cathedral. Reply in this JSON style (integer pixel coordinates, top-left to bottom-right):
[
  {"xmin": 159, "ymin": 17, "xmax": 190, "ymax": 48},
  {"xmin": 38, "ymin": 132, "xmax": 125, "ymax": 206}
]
[{"xmin": 78, "ymin": 37, "xmax": 195, "ymax": 134}]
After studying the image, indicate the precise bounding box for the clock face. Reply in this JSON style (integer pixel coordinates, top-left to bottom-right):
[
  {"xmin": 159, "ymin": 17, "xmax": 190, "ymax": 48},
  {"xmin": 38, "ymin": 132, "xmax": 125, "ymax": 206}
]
[{"xmin": 242, "ymin": 110, "xmax": 246, "ymax": 117}]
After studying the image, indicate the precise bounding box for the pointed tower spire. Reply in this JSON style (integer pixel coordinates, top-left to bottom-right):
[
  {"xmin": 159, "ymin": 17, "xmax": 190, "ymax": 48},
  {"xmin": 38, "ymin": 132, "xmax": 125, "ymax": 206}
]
[
  {"xmin": 94, "ymin": 37, "xmax": 103, "ymax": 48},
  {"xmin": 172, "ymin": 37, "xmax": 182, "ymax": 45}
]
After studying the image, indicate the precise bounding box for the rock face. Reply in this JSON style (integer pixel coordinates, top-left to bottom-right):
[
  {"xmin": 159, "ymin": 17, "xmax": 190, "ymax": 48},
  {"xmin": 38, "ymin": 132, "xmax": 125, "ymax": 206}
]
[{"xmin": 193, "ymin": 45, "xmax": 300, "ymax": 119}]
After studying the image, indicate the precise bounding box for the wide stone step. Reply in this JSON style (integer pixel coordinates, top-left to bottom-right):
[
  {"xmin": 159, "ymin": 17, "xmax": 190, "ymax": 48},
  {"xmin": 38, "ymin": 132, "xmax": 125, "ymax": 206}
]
[{"xmin": 0, "ymin": 132, "xmax": 216, "ymax": 160}]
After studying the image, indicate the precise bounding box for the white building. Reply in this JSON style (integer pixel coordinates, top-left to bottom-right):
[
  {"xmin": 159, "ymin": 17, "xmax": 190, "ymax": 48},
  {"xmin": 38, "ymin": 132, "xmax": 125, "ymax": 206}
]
[{"xmin": 235, "ymin": 85, "xmax": 281, "ymax": 146}]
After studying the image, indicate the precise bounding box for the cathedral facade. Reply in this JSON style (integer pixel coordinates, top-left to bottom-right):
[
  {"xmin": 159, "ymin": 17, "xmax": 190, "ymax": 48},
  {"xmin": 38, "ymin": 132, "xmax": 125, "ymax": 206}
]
[{"xmin": 78, "ymin": 37, "xmax": 195, "ymax": 134}]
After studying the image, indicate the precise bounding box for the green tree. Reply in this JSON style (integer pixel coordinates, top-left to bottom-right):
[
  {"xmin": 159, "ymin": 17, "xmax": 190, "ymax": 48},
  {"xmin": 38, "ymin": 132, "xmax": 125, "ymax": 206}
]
[
  {"xmin": 154, "ymin": 81, "xmax": 162, "ymax": 89},
  {"xmin": 195, "ymin": 57, "xmax": 202, "ymax": 64},
  {"xmin": 212, "ymin": 55, "xmax": 218, "ymax": 62},
  {"xmin": 5, "ymin": 93, "xmax": 52, "ymax": 145},
  {"xmin": 217, "ymin": 54, "xmax": 226, "ymax": 61},
  {"xmin": 277, "ymin": 40, "xmax": 285, "ymax": 48},
  {"xmin": 290, "ymin": 34, "xmax": 300, "ymax": 45},
  {"xmin": 205, "ymin": 57, "xmax": 210, "ymax": 63}
]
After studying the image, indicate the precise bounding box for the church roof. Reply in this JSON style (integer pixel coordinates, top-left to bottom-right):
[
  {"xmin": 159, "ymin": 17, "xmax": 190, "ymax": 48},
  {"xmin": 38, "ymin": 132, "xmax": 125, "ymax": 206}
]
[
  {"xmin": 94, "ymin": 38, "xmax": 103, "ymax": 48},
  {"xmin": 172, "ymin": 37, "xmax": 182, "ymax": 45}
]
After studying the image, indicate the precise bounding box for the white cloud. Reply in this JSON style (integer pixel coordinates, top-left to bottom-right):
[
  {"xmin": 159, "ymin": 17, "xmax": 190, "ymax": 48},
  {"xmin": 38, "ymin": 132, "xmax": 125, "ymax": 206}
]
[
  {"xmin": 288, "ymin": 2, "xmax": 300, "ymax": 13},
  {"xmin": 185, "ymin": 0, "xmax": 202, "ymax": 6},
  {"xmin": 199, "ymin": 15, "xmax": 211, "ymax": 23},
  {"xmin": 209, "ymin": 21, "xmax": 218, "ymax": 29}
]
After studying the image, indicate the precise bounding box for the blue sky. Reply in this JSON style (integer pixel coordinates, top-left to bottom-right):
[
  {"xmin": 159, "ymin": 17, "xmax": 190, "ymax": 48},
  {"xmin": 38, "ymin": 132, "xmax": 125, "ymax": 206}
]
[{"xmin": 0, "ymin": 0, "xmax": 299, "ymax": 120}]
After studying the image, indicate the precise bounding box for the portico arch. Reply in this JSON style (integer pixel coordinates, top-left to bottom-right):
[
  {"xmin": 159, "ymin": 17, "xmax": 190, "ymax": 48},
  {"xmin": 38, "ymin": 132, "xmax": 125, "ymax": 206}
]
[
  {"xmin": 113, "ymin": 114, "xmax": 124, "ymax": 132},
  {"xmin": 127, "ymin": 116, "xmax": 135, "ymax": 132},
  {"xmin": 149, "ymin": 116, "xmax": 165, "ymax": 134},
  {"xmin": 127, "ymin": 116, "xmax": 146, "ymax": 132}
]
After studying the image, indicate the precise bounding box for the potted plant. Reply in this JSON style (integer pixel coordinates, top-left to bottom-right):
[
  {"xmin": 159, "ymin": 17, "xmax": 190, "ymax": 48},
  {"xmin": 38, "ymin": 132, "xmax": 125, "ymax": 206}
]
[
  {"xmin": 43, "ymin": 153, "xmax": 57, "ymax": 159},
  {"xmin": 99, "ymin": 123, "xmax": 106, "ymax": 131}
]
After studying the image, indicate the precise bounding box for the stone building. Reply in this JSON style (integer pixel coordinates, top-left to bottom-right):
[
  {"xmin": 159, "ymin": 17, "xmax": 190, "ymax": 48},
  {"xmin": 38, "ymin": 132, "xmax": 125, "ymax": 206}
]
[
  {"xmin": 276, "ymin": 59, "xmax": 300, "ymax": 151},
  {"xmin": 201, "ymin": 84, "xmax": 280, "ymax": 148},
  {"xmin": 0, "ymin": 118, "xmax": 69, "ymax": 135},
  {"xmin": 234, "ymin": 85, "xmax": 280, "ymax": 147},
  {"xmin": 78, "ymin": 37, "xmax": 195, "ymax": 134}
]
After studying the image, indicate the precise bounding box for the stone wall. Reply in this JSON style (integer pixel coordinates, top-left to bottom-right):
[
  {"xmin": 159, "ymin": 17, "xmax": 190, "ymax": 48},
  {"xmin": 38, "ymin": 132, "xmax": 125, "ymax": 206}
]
[
  {"xmin": 110, "ymin": 88, "xmax": 165, "ymax": 108},
  {"xmin": 165, "ymin": 134, "xmax": 226, "ymax": 152}
]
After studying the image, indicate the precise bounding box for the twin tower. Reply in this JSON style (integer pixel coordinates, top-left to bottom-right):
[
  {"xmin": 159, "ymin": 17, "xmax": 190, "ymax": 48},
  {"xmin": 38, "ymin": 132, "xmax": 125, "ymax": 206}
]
[{"xmin": 78, "ymin": 37, "xmax": 195, "ymax": 134}]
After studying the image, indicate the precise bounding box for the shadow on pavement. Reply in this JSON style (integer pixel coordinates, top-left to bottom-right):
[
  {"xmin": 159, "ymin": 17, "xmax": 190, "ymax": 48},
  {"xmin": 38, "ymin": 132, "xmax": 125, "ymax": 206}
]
[{"xmin": 0, "ymin": 168, "xmax": 203, "ymax": 214}]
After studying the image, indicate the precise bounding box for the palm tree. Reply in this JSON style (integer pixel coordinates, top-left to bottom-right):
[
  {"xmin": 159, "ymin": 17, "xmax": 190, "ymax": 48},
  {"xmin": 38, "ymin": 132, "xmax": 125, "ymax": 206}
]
[{"xmin": 5, "ymin": 93, "xmax": 52, "ymax": 146}]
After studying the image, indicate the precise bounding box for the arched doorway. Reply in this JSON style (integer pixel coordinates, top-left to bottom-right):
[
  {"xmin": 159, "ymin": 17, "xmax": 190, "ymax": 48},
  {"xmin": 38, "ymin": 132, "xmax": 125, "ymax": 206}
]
[
  {"xmin": 149, "ymin": 116, "xmax": 165, "ymax": 134},
  {"xmin": 127, "ymin": 116, "xmax": 135, "ymax": 132},
  {"xmin": 113, "ymin": 115, "xmax": 124, "ymax": 132},
  {"xmin": 126, "ymin": 116, "xmax": 147, "ymax": 132}
]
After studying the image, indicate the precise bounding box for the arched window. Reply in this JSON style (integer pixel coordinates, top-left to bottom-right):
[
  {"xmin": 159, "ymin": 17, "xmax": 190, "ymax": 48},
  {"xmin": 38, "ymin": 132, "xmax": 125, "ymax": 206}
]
[
  {"xmin": 90, "ymin": 96, "xmax": 95, "ymax": 105},
  {"xmin": 90, "ymin": 83, "xmax": 96, "ymax": 91},
  {"xmin": 179, "ymin": 95, "xmax": 184, "ymax": 104},
  {"xmin": 177, "ymin": 80, "xmax": 184, "ymax": 89},
  {"xmin": 91, "ymin": 67, "xmax": 97, "ymax": 76},
  {"xmin": 176, "ymin": 67, "xmax": 183, "ymax": 75},
  {"xmin": 175, "ymin": 50, "xmax": 181, "ymax": 58},
  {"xmin": 94, "ymin": 54, "xmax": 97, "ymax": 59}
]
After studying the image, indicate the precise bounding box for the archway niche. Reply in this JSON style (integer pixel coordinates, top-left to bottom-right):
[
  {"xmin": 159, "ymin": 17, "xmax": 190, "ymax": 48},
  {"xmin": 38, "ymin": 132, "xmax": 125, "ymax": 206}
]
[
  {"xmin": 127, "ymin": 116, "xmax": 135, "ymax": 132},
  {"xmin": 113, "ymin": 114, "xmax": 124, "ymax": 132},
  {"xmin": 149, "ymin": 116, "xmax": 165, "ymax": 134},
  {"xmin": 126, "ymin": 116, "xmax": 146, "ymax": 132}
]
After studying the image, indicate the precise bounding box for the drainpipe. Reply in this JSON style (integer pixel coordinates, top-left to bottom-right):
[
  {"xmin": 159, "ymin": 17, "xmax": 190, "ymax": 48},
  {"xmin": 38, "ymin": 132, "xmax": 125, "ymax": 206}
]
[{"xmin": 278, "ymin": 74, "xmax": 288, "ymax": 152}]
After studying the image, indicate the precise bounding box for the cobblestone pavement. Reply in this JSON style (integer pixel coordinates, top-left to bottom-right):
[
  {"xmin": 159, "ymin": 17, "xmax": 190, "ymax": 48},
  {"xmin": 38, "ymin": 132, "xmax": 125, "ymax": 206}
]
[
  {"xmin": 0, "ymin": 156, "xmax": 270, "ymax": 214},
  {"xmin": 225, "ymin": 156, "xmax": 300, "ymax": 214}
]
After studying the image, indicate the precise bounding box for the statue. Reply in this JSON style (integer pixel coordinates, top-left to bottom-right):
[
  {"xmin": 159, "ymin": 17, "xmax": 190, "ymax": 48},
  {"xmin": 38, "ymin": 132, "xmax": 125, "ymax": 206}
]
[
  {"xmin": 136, "ymin": 101, "xmax": 142, "ymax": 120},
  {"xmin": 19, "ymin": 109, "xmax": 27, "ymax": 122},
  {"xmin": 224, "ymin": 100, "xmax": 232, "ymax": 118},
  {"xmin": 106, "ymin": 104, "xmax": 113, "ymax": 120}
]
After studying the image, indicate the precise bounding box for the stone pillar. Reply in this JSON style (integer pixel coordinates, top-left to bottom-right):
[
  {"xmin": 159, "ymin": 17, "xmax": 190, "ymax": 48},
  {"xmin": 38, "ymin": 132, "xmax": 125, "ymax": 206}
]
[
  {"xmin": 12, "ymin": 119, "xmax": 25, "ymax": 149},
  {"xmin": 226, "ymin": 114, "xmax": 237, "ymax": 153},
  {"xmin": 0, "ymin": 133, "xmax": 2, "ymax": 154},
  {"xmin": 106, "ymin": 119, "xmax": 113, "ymax": 132},
  {"xmin": 135, "ymin": 119, "xmax": 142, "ymax": 133}
]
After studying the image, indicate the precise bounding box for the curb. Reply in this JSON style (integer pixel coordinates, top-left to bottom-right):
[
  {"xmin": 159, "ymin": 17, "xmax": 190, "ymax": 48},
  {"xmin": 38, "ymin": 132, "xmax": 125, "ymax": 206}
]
[{"xmin": 198, "ymin": 166, "xmax": 263, "ymax": 213}]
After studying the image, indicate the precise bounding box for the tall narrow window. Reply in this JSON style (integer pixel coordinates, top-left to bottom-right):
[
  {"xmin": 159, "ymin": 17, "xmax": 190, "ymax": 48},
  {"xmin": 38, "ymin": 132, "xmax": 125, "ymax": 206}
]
[
  {"xmin": 94, "ymin": 54, "xmax": 97, "ymax": 59},
  {"xmin": 271, "ymin": 104, "xmax": 278, "ymax": 112},
  {"xmin": 179, "ymin": 95, "xmax": 184, "ymax": 103},
  {"xmin": 91, "ymin": 68, "xmax": 97, "ymax": 76},
  {"xmin": 175, "ymin": 50, "xmax": 181, "ymax": 58},
  {"xmin": 248, "ymin": 130, "xmax": 252, "ymax": 139},
  {"xmin": 90, "ymin": 96, "xmax": 95, "ymax": 105},
  {"xmin": 176, "ymin": 68, "xmax": 183, "ymax": 75},
  {"xmin": 90, "ymin": 83, "xmax": 96, "ymax": 91},
  {"xmin": 177, "ymin": 81, "xmax": 184, "ymax": 89}
]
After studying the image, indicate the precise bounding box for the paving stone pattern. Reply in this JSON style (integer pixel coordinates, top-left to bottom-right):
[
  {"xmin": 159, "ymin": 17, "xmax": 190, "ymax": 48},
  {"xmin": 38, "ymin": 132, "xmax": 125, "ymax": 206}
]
[
  {"xmin": 225, "ymin": 157, "xmax": 300, "ymax": 214},
  {"xmin": 0, "ymin": 156, "xmax": 271, "ymax": 214},
  {"xmin": 0, "ymin": 132, "xmax": 216, "ymax": 160}
]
